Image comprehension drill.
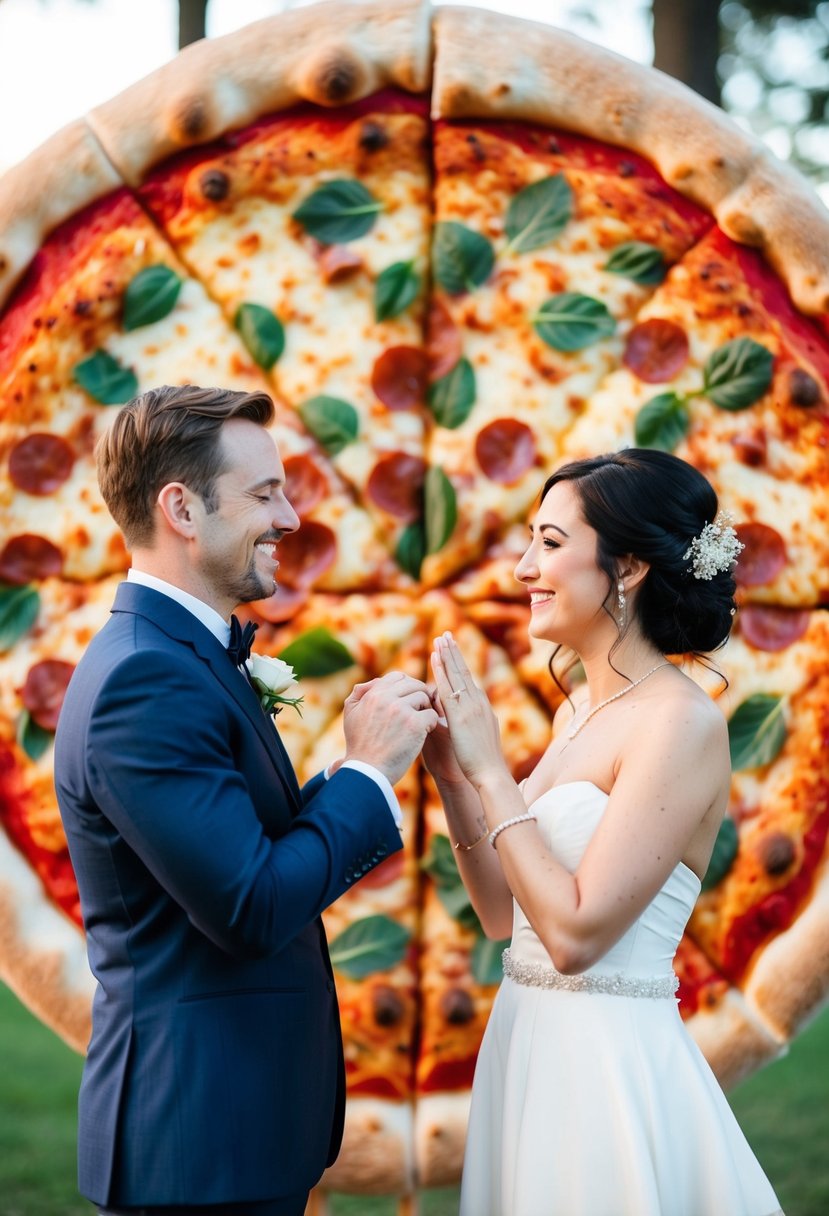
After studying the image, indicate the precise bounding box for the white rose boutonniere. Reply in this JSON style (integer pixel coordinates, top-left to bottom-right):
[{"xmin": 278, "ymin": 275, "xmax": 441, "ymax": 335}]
[{"xmin": 246, "ymin": 653, "xmax": 304, "ymax": 717}]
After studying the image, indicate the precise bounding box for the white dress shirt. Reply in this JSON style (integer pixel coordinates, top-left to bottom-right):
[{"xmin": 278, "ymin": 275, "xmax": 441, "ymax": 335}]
[{"xmin": 126, "ymin": 570, "xmax": 402, "ymax": 826}]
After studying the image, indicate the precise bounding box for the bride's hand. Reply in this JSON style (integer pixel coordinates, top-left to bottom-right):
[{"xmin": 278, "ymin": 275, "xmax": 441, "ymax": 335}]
[
  {"xmin": 430, "ymin": 632, "xmax": 509, "ymax": 788},
  {"xmin": 421, "ymin": 686, "xmax": 468, "ymax": 786}
]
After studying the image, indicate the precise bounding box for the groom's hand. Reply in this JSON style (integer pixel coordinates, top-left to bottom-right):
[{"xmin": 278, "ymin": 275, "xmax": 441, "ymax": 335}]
[{"xmin": 343, "ymin": 671, "xmax": 439, "ymax": 786}]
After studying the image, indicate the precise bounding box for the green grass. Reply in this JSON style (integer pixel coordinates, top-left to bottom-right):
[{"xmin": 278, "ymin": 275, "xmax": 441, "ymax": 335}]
[{"xmin": 0, "ymin": 979, "xmax": 826, "ymax": 1215}]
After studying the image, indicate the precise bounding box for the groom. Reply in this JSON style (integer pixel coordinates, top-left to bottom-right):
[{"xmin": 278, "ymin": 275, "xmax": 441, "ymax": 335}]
[{"xmin": 54, "ymin": 384, "xmax": 438, "ymax": 1216}]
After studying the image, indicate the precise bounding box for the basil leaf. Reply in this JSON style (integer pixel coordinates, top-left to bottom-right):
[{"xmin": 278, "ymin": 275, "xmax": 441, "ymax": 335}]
[
  {"xmin": 395, "ymin": 522, "xmax": 425, "ymax": 580},
  {"xmin": 436, "ymin": 883, "xmax": 480, "ymax": 930},
  {"xmin": 328, "ymin": 914, "xmax": 410, "ymax": 980},
  {"xmin": 427, "ymin": 357, "xmax": 476, "ymax": 429},
  {"xmin": 375, "ymin": 260, "xmax": 420, "ymax": 322},
  {"xmin": 234, "ymin": 303, "xmax": 285, "ymax": 370},
  {"xmin": 703, "ymin": 338, "xmax": 774, "ymax": 411},
  {"xmin": 277, "ymin": 627, "xmax": 355, "ymax": 679},
  {"xmin": 298, "ymin": 396, "xmax": 359, "ymax": 455},
  {"xmin": 504, "ymin": 174, "xmax": 573, "ymax": 253},
  {"xmin": 532, "ymin": 292, "xmax": 615, "ymax": 352},
  {"xmin": 293, "ymin": 179, "xmax": 382, "ymax": 244},
  {"xmin": 73, "ymin": 350, "xmax": 138, "ymax": 405},
  {"xmin": 471, "ymin": 935, "xmax": 510, "ymax": 985},
  {"xmin": 424, "ymin": 466, "xmax": 457, "ymax": 555},
  {"xmin": 122, "ymin": 264, "xmax": 183, "ymax": 330},
  {"xmin": 604, "ymin": 241, "xmax": 667, "ymax": 285},
  {"xmin": 701, "ymin": 816, "xmax": 739, "ymax": 892},
  {"xmin": 421, "ymin": 834, "xmax": 461, "ymax": 886},
  {"xmin": 0, "ymin": 584, "xmax": 39, "ymax": 652},
  {"xmin": 728, "ymin": 694, "xmax": 787, "ymax": 771},
  {"xmin": 432, "ymin": 221, "xmax": 495, "ymax": 295},
  {"xmin": 634, "ymin": 392, "xmax": 690, "ymax": 451},
  {"xmin": 16, "ymin": 710, "xmax": 52, "ymax": 762}
]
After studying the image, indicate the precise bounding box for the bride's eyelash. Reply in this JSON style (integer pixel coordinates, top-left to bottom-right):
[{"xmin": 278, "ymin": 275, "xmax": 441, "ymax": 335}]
[{"xmin": 543, "ymin": 538, "xmax": 560, "ymax": 550}]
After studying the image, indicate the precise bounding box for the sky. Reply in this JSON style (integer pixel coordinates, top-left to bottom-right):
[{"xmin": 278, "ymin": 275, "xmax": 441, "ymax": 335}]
[{"xmin": 0, "ymin": 0, "xmax": 651, "ymax": 171}]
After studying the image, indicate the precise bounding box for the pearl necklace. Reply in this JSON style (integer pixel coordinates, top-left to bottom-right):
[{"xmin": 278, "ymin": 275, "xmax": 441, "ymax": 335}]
[{"xmin": 567, "ymin": 662, "xmax": 670, "ymax": 740}]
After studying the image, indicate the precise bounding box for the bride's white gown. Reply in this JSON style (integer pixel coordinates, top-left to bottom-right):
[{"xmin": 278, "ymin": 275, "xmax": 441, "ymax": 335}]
[{"xmin": 460, "ymin": 782, "xmax": 782, "ymax": 1216}]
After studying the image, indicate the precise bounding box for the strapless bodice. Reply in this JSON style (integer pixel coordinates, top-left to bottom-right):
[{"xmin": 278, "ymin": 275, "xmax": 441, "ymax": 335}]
[{"xmin": 510, "ymin": 781, "xmax": 701, "ymax": 981}]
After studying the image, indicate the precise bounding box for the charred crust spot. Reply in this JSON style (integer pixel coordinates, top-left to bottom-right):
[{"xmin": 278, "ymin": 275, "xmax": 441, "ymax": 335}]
[
  {"xmin": 359, "ymin": 120, "xmax": 390, "ymax": 153},
  {"xmin": 440, "ymin": 987, "xmax": 475, "ymax": 1025},
  {"xmin": 199, "ymin": 168, "xmax": 230, "ymax": 202},
  {"xmin": 315, "ymin": 54, "xmax": 360, "ymax": 104},
  {"xmin": 758, "ymin": 831, "xmax": 796, "ymax": 876},
  {"xmin": 466, "ymin": 133, "xmax": 487, "ymax": 164},
  {"xmin": 73, "ymin": 300, "xmax": 92, "ymax": 318},
  {"xmin": 177, "ymin": 97, "xmax": 208, "ymax": 142},
  {"xmin": 372, "ymin": 985, "xmax": 405, "ymax": 1027},
  {"xmin": 788, "ymin": 367, "xmax": 822, "ymax": 408}
]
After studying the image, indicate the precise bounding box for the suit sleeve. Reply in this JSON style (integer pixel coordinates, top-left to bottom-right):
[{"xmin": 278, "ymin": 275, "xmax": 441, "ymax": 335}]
[{"xmin": 84, "ymin": 649, "xmax": 402, "ymax": 959}]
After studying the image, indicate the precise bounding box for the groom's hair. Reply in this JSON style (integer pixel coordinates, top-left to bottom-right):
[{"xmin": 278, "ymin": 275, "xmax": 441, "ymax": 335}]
[{"xmin": 96, "ymin": 383, "xmax": 275, "ymax": 548}]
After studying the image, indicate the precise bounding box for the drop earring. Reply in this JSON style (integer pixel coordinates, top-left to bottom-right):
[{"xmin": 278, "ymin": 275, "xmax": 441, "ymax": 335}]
[{"xmin": 617, "ymin": 579, "xmax": 626, "ymax": 631}]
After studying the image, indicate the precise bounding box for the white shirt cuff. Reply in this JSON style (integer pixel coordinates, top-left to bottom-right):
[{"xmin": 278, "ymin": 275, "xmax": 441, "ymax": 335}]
[{"xmin": 324, "ymin": 760, "xmax": 403, "ymax": 829}]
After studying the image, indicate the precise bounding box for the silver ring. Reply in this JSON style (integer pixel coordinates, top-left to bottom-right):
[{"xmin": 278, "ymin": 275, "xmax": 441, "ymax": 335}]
[{"xmin": 449, "ymin": 689, "xmax": 463, "ymax": 700}]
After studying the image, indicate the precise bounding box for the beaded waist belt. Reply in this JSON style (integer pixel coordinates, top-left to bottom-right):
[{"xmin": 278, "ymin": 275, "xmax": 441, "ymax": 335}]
[{"xmin": 502, "ymin": 948, "xmax": 679, "ymax": 999}]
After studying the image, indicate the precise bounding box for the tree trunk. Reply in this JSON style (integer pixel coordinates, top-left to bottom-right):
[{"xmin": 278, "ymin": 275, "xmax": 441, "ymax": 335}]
[
  {"xmin": 652, "ymin": 0, "xmax": 722, "ymax": 106},
  {"xmin": 178, "ymin": 0, "xmax": 209, "ymax": 49}
]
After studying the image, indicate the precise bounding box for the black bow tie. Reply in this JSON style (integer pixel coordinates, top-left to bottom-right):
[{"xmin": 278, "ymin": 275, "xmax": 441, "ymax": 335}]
[{"xmin": 226, "ymin": 614, "xmax": 258, "ymax": 667}]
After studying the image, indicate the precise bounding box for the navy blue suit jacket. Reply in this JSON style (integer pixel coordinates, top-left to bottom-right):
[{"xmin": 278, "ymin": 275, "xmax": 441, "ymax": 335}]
[{"xmin": 54, "ymin": 582, "xmax": 403, "ymax": 1207}]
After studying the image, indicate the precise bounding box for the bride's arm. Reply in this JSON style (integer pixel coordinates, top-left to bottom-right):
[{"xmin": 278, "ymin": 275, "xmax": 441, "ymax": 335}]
[
  {"xmin": 432, "ymin": 775, "xmax": 515, "ymax": 939},
  {"xmin": 433, "ymin": 637, "xmax": 730, "ymax": 973}
]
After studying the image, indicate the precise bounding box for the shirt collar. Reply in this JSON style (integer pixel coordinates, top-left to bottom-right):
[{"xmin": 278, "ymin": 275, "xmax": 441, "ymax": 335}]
[{"xmin": 127, "ymin": 569, "xmax": 231, "ymax": 646}]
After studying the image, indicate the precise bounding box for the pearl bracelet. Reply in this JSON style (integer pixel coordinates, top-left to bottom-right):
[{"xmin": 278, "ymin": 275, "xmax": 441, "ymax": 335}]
[{"xmin": 489, "ymin": 811, "xmax": 538, "ymax": 850}]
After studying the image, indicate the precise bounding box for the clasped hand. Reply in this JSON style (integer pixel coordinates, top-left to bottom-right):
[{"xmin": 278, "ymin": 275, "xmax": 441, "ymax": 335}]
[{"xmin": 342, "ymin": 670, "xmax": 439, "ymax": 786}]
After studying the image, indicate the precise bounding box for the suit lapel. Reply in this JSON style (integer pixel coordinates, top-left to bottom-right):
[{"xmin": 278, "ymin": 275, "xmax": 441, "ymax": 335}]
[{"xmin": 112, "ymin": 583, "xmax": 302, "ymax": 814}]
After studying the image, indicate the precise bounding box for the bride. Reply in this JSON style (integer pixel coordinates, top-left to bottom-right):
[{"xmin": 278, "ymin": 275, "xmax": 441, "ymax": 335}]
[{"xmin": 425, "ymin": 449, "xmax": 782, "ymax": 1216}]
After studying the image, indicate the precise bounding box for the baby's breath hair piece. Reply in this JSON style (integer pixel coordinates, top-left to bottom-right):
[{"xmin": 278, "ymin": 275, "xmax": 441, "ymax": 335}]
[{"xmin": 684, "ymin": 511, "xmax": 744, "ymax": 581}]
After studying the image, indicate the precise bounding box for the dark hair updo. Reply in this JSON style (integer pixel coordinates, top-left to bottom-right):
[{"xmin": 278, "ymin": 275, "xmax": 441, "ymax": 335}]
[{"xmin": 541, "ymin": 449, "xmax": 738, "ymax": 655}]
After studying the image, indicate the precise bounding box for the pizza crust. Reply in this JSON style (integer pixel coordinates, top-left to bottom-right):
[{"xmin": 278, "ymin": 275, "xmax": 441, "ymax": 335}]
[
  {"xmin": 0, "ymin": 829, "xmax": 93, "ymax": 1054},
  {"xmin": 414, "ymin": 1091, "xmax": 470, "ymax": 1187},
  {"xmin": 86, "ymin": 0, "xmax": 431, "ymax": 186},
  {"xmin": 321, "ymin": 1097, "xmax": 414, "ymax": 1194},
  {"xmin": 432, "ymin": 5, "xmax": 829, "ymax": 316},
  {"xmin": 685, "ymin": 989, "xmax": 785, "ymax": 1092},
  {"xmin": 0, "ymin": 120, "xmax": 123, "ymax": 312},
  {"xmin": 744, "ymin": 859, "xmax": 829, "ymax": 1041}
]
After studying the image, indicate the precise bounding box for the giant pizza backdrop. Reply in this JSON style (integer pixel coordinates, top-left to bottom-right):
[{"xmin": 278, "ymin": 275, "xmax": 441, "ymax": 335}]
[{"xmin": 1, "ymin": 0, "xmax": 829, "ymax": 1196}]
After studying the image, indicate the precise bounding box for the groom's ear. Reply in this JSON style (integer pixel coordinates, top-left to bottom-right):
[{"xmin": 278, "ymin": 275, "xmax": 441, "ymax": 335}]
[{"xmin": 156, "ymin": 482, "xmax": 200, "ymax": 540}]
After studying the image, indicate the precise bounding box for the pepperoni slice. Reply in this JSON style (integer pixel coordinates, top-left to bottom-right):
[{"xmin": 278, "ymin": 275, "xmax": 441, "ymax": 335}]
[
  {"xmin": 733, "ymin": 523, "xmax": 788, "ymax": 587},
  {"xmin": 357, "ymin": 851, "xmax": 405, "ymax": 889},
  {"xmin": 318, "ymin": 244, "xmax": 364, "ymax": 283},
  {"xmin": 283, "ymin": 454, "xmax": 326, "ymax": 518},
  {"xmin": 276, "ymin": 521, "xmax": 336, "ymax": 587},
  {"xmin": 427, "ymin": 297, "xmax": 462, "ymax": 382},
  {"xmin": 9, "ymin": 433, "xmax": 76, "ymax": 495},
  {"xmin": 22, "ymin": 659, "xmax": 76, "ymax": 731},
  {"xmin": 0, "ymin": 534, "xmax": 63, "ymax": 584},
  {"xmin": 739, "ymin": 605, "xmax": 809, "ymax": 652},
  {"xmin": 730, "ymin": 428, "xmax": 767, "ymax": 468},
  {"xmin": 366, "ymin": 453, "xmax": 426, "ymax": 521},
  {"xmin": 475, "ymin": 419, "xmax": 537, "ymax": 484},
  {"xmin": 371, "ymin": 345, "xmax": 429, "ymax": 411},
  {"xmin": 623, "ymin": 319, "xmax": 690, "ymax": 383},
  {"xmin": 251, "ymin": 584, "xmax": 308, "ymax": 624}
]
